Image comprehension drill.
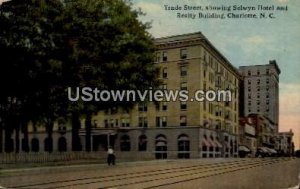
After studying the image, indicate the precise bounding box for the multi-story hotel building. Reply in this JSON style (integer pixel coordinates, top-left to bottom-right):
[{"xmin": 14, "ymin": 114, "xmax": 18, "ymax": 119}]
[
  {"xmin": 239, "ymin": 61, "xmax": 280, "ymax": 132},
  {"xmin": 1, "ymin": 32, "xmax": 241, "ymax": 159},
  {"xmin": 80, "ymin": 32, "xmax": 241, "ymax": 159}
]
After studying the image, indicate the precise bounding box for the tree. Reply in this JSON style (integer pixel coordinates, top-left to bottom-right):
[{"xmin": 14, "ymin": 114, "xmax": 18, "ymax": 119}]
[
  {"xmin": 0, "ymin": 0, "xmax": 159, "ymax": 153},
  {"xmin": 0, "ymin": 0, "xmax": 67, "ymax": 152},
  {"xmin": 62, "ymin": 0, "xmax": 159, "ymax": 151}
]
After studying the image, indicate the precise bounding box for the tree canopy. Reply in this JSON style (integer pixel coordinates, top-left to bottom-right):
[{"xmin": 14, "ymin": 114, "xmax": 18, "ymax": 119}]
[{"xmin": 0, "ymin": 0, "xmax": 159, "ymax": 152}]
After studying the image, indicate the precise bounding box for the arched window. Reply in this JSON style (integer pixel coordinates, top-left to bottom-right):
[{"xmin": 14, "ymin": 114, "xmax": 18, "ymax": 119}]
[
  {"xmin": 138, "ymin": 135, "xmax": 147, "ymax": 151},
  {"xmin": 58, "ymin": 137, "xmax": 67, "ymax": 152},
  {"xmin": 178, "ymin": 134, "xmax": 190, "ymax": 159},
  {"xmin": 31, "ymin": 138, "xmax": 39, "ymax": 152},
  {"xmin": 120, "ymin": 135, "xmax": 131, "ymax": 151},
  {"xmin": 155, "ymin": 134, "xmax": 167, "ymax": 159}
]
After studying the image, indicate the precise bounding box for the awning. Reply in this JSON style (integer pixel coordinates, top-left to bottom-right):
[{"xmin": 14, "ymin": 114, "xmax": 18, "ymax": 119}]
[
  {"xmin": 258, "ymin": 147, "xmax": 269, "ymax": 153},
  {"xmin": 207, "ymin": 138, "xmax": 216, "ymax": 148},
  {"xmin": 268, "ymin": 148, "xmax": 277, "ymax": 154},
  {"xmin": 178, "ymin": 136, "xmax": 189, "ymax": 141},
  {"xmin": 156, "ymin": 141, "xmax": 167, "ymax": 147},
  {"xmin": 262, "ymin": 147, "xmax": 277, "ymax": 154},
  {"xmin": 214, "ymin": 140, "xmax": 223, "ymax": 148},
  {"xmin": 238, "ymin": 145, "xmax": 251, "ymax": 152},
  {"xmin": 202, "ymin": 138, "xmax": 211, "ymax": 147}
]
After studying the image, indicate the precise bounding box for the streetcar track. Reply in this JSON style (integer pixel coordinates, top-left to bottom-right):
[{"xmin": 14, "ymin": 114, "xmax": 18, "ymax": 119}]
[
  {"xmin": 8, "ymin": 159, "xmax": 248, "ymax": 188},
  {"xmin": 102, "ymin": 158, "xmax": 292, "ymax": 189},
  {"xmin": 5, "ymin": 158, "xmax": 295, "ymax": 189}
]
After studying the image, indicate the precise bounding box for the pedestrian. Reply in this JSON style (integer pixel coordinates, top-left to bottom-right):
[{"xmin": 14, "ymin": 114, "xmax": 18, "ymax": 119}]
[{"xmin": 107, "ymin": 146, "xmax": 115, "ymax": 166}]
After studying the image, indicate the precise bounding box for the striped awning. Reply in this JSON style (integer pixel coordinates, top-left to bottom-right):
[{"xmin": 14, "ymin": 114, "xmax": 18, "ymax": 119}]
[
  {"xmin": 214, "ymin": 140, "xmax": 223, "ymax": 148},
  {"xmin": 238, "ymin": 145, "xmax": 251, "ymax": 152},
  {"xmin": 202, "ymin": 138, "xmax": 211, "ymax": 147}
]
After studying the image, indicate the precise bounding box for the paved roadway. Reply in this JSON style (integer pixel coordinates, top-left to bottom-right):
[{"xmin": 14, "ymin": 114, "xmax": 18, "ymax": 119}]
[{"xmin": 0, "ymin": 158, "xmax": 299, "ymax": 189}]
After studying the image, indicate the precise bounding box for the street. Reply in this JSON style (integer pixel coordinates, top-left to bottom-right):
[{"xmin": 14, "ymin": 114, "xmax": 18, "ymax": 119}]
[{"xmin": 0, "ymin": 157, "xmax": 299, "ymax": 189}]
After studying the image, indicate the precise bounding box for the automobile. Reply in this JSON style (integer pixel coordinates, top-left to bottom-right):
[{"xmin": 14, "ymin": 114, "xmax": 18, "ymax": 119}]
[
  {"xmin": 238, "ymin": 145, "xmax": 251, "ymax": 158},
  {"xmin": 255, "ymin": 147, "xmax": 268, "ymax": 157},
  {"xmin": 255, "ymin": 147, "xmax": 277, "ymax": 157}
]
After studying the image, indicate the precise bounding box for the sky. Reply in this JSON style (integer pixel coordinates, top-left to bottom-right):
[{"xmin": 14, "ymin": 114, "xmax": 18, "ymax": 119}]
[{"xmin": 132, "ymin": 0, "xmax": 300, "ymax": 149}]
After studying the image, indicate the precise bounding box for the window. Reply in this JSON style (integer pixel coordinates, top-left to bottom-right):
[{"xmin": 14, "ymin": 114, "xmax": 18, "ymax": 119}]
[
  {"xmin": 155, "ymin": 135, "xmax": 167, "ymax": 159},
  {"xmin": 257, "ymin": 93, "xmax": 260, "ymax": 99},
  {"xmin": 248, "ymin": 101, "xmax": 251, "ymax": 106},
  {"xmin": 180, "ymin": 116, "xmax": 187, "ymax": 126},
  {"xmin": 156, "ymin": 116, "xmax": 167, "ymax": 127},
  {"xmin": 225, "ymin": 111, "xmax": 230, "ymax": 119},
  {"xmin": 138, "ymin": 103, "xmax": 147, "ymax": 112},
  {"xmin": 104, "ymin": 120, "xmax": 109, "ymax": 128},
  {"xmin": 257, "ymin": 70, "xmax": 260, "ymax": 75},
  {"xmin": 162, "ymin": 67, "xmax": 167, "ymax": 78},
  {"xmin": 248, "ymin": 93, "xmax": 251, "ymax": 99},
  {"xmin": 121, "ymin": 118, "xmax": 130, "ymax": 127},
  {"xmin": 120, "ymin": 135, "xmax": 131, "ymax": 151},
  {"xmin": 266, "ymin": 69, "xmax": 269, "ymax": 75},
  {"xmin": 138, "ymin": 135, "xmax": 147, "ymax": 151},
  {"xmin": 248, "ymin": 80, "xmax": 251, "ymax": 84},
  {"xmin": 257, "ymin": 86, "xmax": 260, "ymax": 91},
  {"xmin": 248, "ymin": 86, "xmax": 251, "ymax": 92},
  {"xmin": 180, "ymin": 82, "xmax": 187, "ymax": 90},
  {"xmin": 180, "ymin": 66, "xmax": 187, "ymax": 77},
  {"xmin": 266, "ymin": 93, "xmax": 269, "ymax": 98},
  {"xmin": 266, "ymin": 99, "xmax": 270, "ymax": 105},
  {"xmin": 138, "ymin": 117, "xmax": 148, "ymax": 128},
  {"xmin": 178, "ymin": 134, "xmax": 190, "ymax": 159},
  {"xmin": 257, "ymin": 79, "xmax": 260, "ymax": 84},
  {"xmin": 92, "ymin": 120, "xmax": 98, "ymax": 128},
  {"xmin": 155, "ymin": 103, "xmax": 160, "ymax": 111},
  {"xmin": 180, "ymin": 101, "xmax": 187, "ymax": 110},
  {"xmin": 180, "ymin": 48, "xmax": 187, "ymax": 59},
  {"xmin": 162, "ymin": 51, "xmax": 168, "ymax": 62},
  {"xmin": 257, "ymin": 100, "xmax": 260, "ymax": 105},
  {"xmin": 155, "ymin": 52, "xmax": 161, "ymax": 62},
  {"xmin": 110, "ymin": 119, "xmax": 114, "ymax": 128},
  {"xmin": 162, "ymin": 101, "xmax": 167, "ymax": 111},
  {"xmin": 161, "ymin": 84, "xmax": 167, "ymax": 90},
  {"xmin": 266, "ymin": 78, "xmax": 269, "ymax": 84},
  {"xmin": 248, "ymin": 70, "xmax": 251, "ymax": 76}
]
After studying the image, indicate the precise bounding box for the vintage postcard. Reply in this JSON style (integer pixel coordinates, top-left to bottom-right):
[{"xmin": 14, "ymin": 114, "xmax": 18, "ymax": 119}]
[{"xmin": 0, "ymin": 0, "xmax": 299, "ymax": 188}]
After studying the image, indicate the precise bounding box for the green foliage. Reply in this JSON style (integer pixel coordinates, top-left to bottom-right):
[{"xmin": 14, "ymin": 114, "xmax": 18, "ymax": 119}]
[{"xmin": 0, "ymin": 0, "xmax": 159, "ymax": 143}]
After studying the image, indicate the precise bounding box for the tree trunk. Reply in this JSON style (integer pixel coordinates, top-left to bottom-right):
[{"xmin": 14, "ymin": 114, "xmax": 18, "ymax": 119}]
[
  {"xmin": 45, "ymin": 119, "xmax": 54, "ymax": 153},
  {"xmin": 85, "ymin": 113, "xmax": 92, "ymax": 152},
  {"xmin": 0, "ymin": 120, "xmax": 3, "ymax": 153},
  {"xmin": 4, "ymin": 117, "xmax": 14, "ymax": 153},
  {"xmin": 15, "ymin": 120, "xmax": 20, "ymax": 153},
  {"xmin": 72, "ymin": 112, "xmax": 82, "ymax": 151},
  {"xmin": 21, "ymin": 118, "xmax": 29, "ymax": 152}
]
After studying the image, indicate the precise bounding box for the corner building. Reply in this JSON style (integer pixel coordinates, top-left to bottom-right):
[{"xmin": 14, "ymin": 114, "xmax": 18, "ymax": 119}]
[{"xmin": 85, "ymin": 32, "xmax": 241, "ymax": 159}]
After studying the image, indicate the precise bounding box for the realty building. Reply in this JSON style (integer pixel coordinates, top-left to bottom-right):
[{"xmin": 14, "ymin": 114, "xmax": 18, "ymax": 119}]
[{"xmin": 239, "ymin": 61, "xmax": 280, "ymax": 132}]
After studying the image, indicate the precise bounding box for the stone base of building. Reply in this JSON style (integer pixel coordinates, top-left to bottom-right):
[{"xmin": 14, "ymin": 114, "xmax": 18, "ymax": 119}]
[{"xmin": 1, "ymin": 126, "xmax": 239, "ymax": 159}]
